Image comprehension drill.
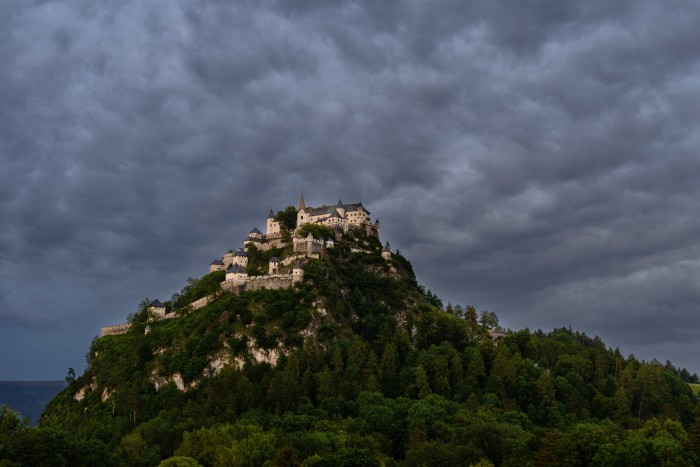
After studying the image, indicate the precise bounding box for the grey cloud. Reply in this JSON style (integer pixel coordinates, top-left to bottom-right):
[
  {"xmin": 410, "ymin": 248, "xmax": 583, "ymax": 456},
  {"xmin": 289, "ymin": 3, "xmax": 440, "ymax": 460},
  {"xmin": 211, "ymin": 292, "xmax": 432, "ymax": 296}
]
[{"xmin": 2, "ymin": 0, "xmax": 700, "ymax": 378}]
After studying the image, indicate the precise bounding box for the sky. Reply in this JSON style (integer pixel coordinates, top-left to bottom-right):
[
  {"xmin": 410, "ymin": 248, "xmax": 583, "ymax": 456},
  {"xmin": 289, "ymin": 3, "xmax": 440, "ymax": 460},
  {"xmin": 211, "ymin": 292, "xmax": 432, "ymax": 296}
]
[{"xmin": 2, "ymin": 0, "xmax": 700, "ymax": 380}]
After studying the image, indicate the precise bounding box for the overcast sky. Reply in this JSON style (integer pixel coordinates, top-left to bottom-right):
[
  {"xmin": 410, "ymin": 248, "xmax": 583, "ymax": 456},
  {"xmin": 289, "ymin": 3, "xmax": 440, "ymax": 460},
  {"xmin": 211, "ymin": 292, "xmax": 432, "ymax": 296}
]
[{"xmin": 2, "ymin": 0, "xmax": 700, "ymax": 380}]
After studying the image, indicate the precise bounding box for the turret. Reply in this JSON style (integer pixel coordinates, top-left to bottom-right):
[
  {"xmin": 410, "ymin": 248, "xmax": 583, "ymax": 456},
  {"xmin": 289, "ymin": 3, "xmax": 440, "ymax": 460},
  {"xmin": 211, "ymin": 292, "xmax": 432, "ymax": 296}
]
[
  {"xmin": 269, "ymin": 256, "xmax": 280, "ymax": 275},
  {"xmin": 244, "ymin": 227, "xmax": 264, "ymax": 247},
  {"xmin": 266, "ymin": 209, "xmax": 277, "ymax": 236},
  {"xmin": 382, "ymin": 245, "xmax": 392, "ymax": 260},
  {"xmin": 148, "ymin": 300, "xmax": 166, "ymax": 321},
  {"xmin": 232, "ymin": 249, "xmax": 249, "ymax": 267},
  {"xmin": 210, "ymin": 259, "xmax": 225, "ymax": 272},
  {"xmin": 297, "ymin": 191, "xmax": 308, "ymax": 227},
  {"xmin": 226, "ymin": 264, "xmax": 248, "ymax": 285},
  {"xmin": 335, "ymin": 199, "xmax": 346, "ymax": 218},
  {"xmin": 292, "ymin": 263, "xmax": 304, "ymax": 284}
]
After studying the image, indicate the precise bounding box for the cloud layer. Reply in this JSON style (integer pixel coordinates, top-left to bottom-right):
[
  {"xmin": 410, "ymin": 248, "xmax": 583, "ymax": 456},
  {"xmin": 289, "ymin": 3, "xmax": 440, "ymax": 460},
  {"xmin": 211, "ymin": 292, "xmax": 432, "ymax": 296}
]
[{"xmin": 2, "ymin": 0, "xmax": 700, "ymax": 379}]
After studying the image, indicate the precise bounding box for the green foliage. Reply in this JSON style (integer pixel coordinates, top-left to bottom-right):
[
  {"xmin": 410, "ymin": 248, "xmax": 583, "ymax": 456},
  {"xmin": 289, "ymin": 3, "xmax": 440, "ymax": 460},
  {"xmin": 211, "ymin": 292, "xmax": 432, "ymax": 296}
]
[
  {"xmin": 172, "ymin": 272, "xmax": 226, "ymax": 310},
  {"xmin": 276, "ymin": 206, "xmax": 298, "ymax": 232},
  {"xmin": 244, "ymin": 245, "xmax": 285, "ymax": 277},
  {"xmin": 0, "ymin": 405, "xmax": 28, "ymax": 455},
  {"xmin": 295, "ymin": 223, "xmax": 334, "ymax": 240},
  {"xmin": 32, "ymin": 234, "xmax": 700, "ymax": 465},
  {"xmin": 159, "ymin": 456, "xmax": 202, "ymax": 467}
]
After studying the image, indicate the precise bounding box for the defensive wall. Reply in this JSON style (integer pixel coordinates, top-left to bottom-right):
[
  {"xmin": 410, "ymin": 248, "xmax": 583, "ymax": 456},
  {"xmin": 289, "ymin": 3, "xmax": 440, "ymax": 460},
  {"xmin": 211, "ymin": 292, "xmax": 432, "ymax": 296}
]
[{"xmin": 100, "ymin": 323, "xmax": 132, "ymax": 337}]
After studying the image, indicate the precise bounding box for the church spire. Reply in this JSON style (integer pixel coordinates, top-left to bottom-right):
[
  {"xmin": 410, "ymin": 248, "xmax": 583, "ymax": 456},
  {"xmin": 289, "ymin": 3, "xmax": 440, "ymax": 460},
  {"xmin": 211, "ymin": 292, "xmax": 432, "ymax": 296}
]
[{"xmin": 298, "ymin": 191, "xmax": 306, "ymax": 211}]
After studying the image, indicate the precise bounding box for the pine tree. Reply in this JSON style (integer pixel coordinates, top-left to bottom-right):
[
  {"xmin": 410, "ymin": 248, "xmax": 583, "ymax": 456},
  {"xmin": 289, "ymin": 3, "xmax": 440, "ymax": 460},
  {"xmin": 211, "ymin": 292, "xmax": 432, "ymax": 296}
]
[
  {"xmin": 432, "ymin": 356, "xmax": 451, "ymax": 397},
  {"xmin": 363, "ymin": 351, "xmax": 380, "ymax": 392},
  {"xmin": 467, "ymin": 350, "xmax": 486, "ymax": 390},
  {"xmin": 380, "ymin": 343, "xmax": 400, "ymax": 397},
  {"xmin": 414, "ymin": 365, "xmax": 431, "ymax": 399}
]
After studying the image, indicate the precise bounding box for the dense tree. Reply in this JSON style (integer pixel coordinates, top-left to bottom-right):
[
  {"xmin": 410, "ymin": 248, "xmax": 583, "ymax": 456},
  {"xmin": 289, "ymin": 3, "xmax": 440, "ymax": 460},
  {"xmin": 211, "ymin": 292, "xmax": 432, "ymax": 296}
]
[
  {"xmin": 275, "ymin": 206, "xmax": 298, "ymax": 232},
  {"xmin": 25, "ymin": 233, "xmax": 699, "ymax": 465}
]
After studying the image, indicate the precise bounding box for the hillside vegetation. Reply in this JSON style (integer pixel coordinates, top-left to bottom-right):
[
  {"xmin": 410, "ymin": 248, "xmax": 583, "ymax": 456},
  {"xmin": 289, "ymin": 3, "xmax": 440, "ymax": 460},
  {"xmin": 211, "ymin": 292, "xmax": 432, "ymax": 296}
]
[{"xmin": 2, "ymin": 230, "xmax": 700, "ymax": 466}]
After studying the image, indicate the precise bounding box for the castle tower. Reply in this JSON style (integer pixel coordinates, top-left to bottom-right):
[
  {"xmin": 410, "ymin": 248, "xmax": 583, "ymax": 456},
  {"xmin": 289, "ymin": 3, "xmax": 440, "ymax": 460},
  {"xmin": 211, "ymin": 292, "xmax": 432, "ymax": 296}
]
[
  {"xmin": 244, "ymin": 227, "xmax": 264, "ymax": 247},
  {"xmin": 269, "ymin": 256, "xmax": 280, "ymax": 275},
  {"xmin": 335, "ymin": 199, "xmax": 346, "ymax": 218},
  {"xmin": 232, "ymin": 249, "xmax": 249, "ymax": 267},
  {"xmin": 382, "ymin": 244, "xmax": 392, "ymax": 260},
  {"xmin": 292, "ymin": 263, "xmax": 304, "ymax": 284},
  {"xmin": 210, "ymin": 259, "xmax": 225, "ymax": 272},
  {"xmin": 266, "ymin": 209, "xmax": 275, "ymax": 235},
  {"xmin": 226, "ymin": 264, "xmax": 248, "ymax": 286},
  {"xmin": 148, "ymin": 299, "xmax": 166, "ymax": 321},
  {"xmin": 297, "ymin": 191, "xmax": 309, "ymax": 227}
]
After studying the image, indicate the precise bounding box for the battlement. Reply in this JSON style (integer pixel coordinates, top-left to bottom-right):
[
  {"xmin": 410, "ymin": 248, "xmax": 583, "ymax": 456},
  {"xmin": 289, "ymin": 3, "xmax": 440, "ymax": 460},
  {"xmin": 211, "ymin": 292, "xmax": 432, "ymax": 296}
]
[{"xmin": 100, "ymin": 323, "xmax": 131, "ymax": 337}]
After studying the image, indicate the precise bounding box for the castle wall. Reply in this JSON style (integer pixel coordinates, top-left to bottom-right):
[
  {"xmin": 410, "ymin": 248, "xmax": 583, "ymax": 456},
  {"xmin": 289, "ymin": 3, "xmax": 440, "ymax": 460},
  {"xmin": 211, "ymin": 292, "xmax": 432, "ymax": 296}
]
[
  {"xmin": 280, "ymin": 253, "xmax": 319, "ymax": 266},
  {"xmin": 190, "ymin": 295, "xmax": 213, "ymax": 310},
  {"xmin": 100, "ymin": 323, "xmax": 131, "ymax": 337},
  {"xmin": 293, "ymin": 236, "xmax": 323, "ymax": 254},
  {"xmin": 255, "ymin": 238, "xmax": 285, "ymax": 251},
  {"xmin": 245, "ymin": 275, "xmax": 293, "ymax": 292},
  {"xmin": 222, "ymin": 253, "xmax": 235, "ymax": 268},
  {"xmin": 221, "ymin": 274, "xmax": 293, "ymax": 293}
]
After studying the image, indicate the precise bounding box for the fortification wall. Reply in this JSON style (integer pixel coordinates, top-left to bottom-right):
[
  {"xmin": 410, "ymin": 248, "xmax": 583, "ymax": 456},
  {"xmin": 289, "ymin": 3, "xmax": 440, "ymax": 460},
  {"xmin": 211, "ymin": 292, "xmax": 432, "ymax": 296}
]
[
  {"xmin": 190, "ymin": 295, "xmax": 213, "ymax": 310},
  {"xmin": 100, "ymin": 323, "xmax": 131, "ymax": 337},
  {"xmin": 245, "ymin": 275, "xmax": 293, "ymax": 292},
  {"xmin": 256, "ymin": 238, "xmax": 285, "ymax": 251},
  {"xmin": 221, "ymin": 274, "xmax": 293, "ymax": 293},
  {"xmin": 281, "ymin": 253, "xmax": 319, "ymax": 266},
  {"xmin": 221, "ymin": 280, "xmax": 245, "ymax": 294}
]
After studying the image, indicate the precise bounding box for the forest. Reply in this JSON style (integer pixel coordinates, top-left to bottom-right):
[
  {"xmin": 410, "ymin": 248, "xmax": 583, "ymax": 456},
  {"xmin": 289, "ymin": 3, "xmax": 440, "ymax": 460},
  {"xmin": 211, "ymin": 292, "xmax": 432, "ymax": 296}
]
[{"xmin": 1, "ymin": 228, "xmax": 699, "ymax": 466}]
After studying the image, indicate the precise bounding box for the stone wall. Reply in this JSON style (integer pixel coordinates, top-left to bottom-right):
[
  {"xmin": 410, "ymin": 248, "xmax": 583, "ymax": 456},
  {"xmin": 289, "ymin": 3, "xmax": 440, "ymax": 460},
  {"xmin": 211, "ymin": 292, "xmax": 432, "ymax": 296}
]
[
  {"xmin": 190, "ymin": 295, "xmax": 213, "ymax": 310},
  {"xmin": 281, "ymin": 253, "xmax": 319, "ymax": 266},
  {"xmin": 100, "ymin": 323, "xmax": 131, "ymax": 337},
  {"xmin": 255, "ymin": 238, "xmax": 285, "ymax": 251},
  {"xmin": 245, "ymin": 275, "xmax": 293, "ymax": 292},
  {"xmin": 221, "ymin": 274, "xmax": 293, "ymax": 293}
]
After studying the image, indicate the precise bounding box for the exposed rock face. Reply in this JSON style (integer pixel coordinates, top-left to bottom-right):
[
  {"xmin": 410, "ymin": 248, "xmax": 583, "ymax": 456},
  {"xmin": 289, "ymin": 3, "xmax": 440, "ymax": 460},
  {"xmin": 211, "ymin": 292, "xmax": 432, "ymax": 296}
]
[
  {"xmin": 74, "ymin": 387, "xmax": 86, "ymax": 401},
  {"xmin": 150, "ymin": 371, "xmax": 198, "ymax": 392}
]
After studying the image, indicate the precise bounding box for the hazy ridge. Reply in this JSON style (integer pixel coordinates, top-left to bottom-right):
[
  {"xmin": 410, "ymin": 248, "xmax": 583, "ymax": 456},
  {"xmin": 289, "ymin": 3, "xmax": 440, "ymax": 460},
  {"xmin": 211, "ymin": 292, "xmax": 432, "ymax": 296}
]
[{"xmin": 0, "ymin": 381, "xmax": 64, "ymax": 426}]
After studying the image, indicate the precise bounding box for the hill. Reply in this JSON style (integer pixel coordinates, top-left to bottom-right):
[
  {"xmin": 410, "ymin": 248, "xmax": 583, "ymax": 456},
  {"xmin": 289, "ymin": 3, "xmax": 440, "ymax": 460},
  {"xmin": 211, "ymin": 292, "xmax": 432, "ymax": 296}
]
[
  {"xmin": 2, "ymin": 226, "xmax": 700, "ymax": 466},
  {"xmin": 0, "ymin": 381, "xmax": 64, "ymax": 426}
]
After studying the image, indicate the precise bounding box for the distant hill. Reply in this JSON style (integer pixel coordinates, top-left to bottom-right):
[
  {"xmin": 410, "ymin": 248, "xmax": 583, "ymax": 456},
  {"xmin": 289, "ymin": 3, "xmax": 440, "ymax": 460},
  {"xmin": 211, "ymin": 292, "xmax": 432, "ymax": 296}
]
[{"xmin": 0, "ymin": 381, "xmax": 64, "ymax": 425}]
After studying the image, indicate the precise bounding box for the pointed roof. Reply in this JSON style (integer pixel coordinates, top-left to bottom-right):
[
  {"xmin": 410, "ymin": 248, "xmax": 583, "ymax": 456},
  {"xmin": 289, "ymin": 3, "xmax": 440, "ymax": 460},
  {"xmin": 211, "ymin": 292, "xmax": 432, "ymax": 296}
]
[
  {"xmin": 336, "ymin": 199, "xmax": 343, "ymax": 206},
  {"xmin": 151, "ymin": 299, "xmax": 164, "ymax": 308},
  {"xmin": 329, "ymin": 209, "xmax": 343, "ymax": 219},
  {"xmin": 326, "ymin": 236, "xmax": 334, "ymax": 242},
  {"xmin": 210, "ymin": 259, "xmax": 224, "ymax": 265},
  {"xmin": 298, "ymin": 191, "xmax": 306, "ymax": 211},
  {"xmin": 267, "ymin": 209, "xmax": 275, "ymax": 219},
  {"xmin": 249, "ymin": 227, "xmax": 262, "ymax": 235},
  {"xmin": 234, "ymin": 249, "xmax": 248, "ymax": 257},
  {"xmin": 270, "ymin": 256, "xmax": 280, "ymax": 263}
]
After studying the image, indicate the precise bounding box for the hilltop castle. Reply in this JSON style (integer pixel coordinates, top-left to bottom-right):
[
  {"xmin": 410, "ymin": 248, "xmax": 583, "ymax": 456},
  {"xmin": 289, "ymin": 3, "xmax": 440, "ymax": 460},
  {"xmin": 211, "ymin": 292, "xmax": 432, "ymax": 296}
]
[
  {"xmin": 244, "ymin": 192, "xmax": 380, "ymax": 248},
  {"xmin": 209, "ymin": 193, "xmax": 380, "ymax": 286},
  {"xmin": 100, "ymin": 194, "xmax": 388, "ymax": 337}
]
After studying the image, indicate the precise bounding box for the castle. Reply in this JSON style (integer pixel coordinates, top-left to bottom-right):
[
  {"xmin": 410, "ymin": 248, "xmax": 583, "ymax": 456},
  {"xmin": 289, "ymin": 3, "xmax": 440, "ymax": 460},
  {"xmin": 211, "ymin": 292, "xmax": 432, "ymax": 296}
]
[
  {"xmin": 100, "ymin": 194, "xmax": 386, "ymax": 337},
  {"xmin": 264, "ymin": 192, "xmax": 379, "ymax": 241}
]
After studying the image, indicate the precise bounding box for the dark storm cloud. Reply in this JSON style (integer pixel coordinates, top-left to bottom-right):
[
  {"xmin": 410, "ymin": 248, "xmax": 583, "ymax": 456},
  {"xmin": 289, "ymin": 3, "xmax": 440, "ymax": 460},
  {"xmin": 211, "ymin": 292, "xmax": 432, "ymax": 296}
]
[{"xmin": 2, "ymin": 0, "xmax": 700, "ymax": 378}]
